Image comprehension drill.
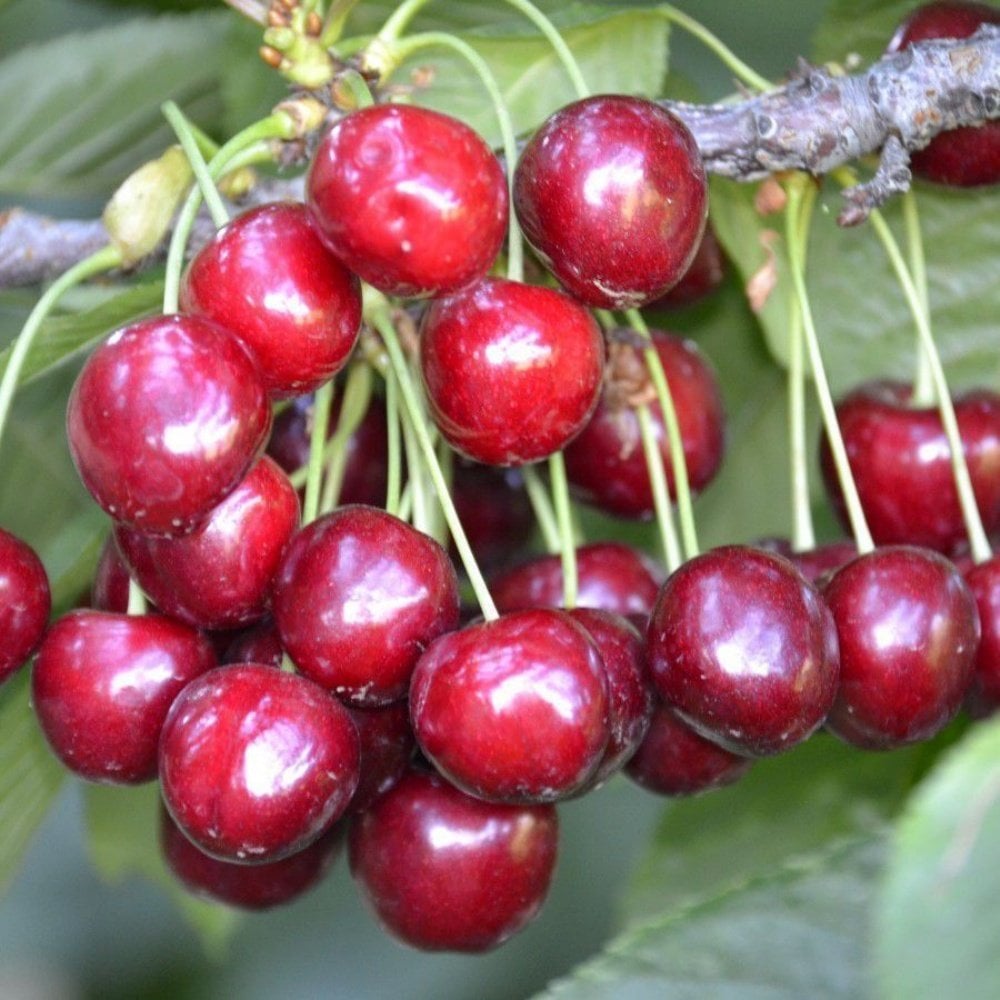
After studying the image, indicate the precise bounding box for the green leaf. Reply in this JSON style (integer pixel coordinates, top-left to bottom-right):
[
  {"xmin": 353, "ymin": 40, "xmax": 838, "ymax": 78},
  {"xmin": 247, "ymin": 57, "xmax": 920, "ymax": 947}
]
[
  {"xmin": 0, "ymin": 13, "xmax": 229, "ymax": 199},
  {"xmin": 876, "ymin": 717, "xmax": 1000, "ymax": 1000},
  {"xmin": 539, "ymin": 837, "xmax": 885, "ymax": 1000},
  {"xmin": 812, "ymin": 0, "xmax": 922, "ymax": 66},
  {"xmin": 85, "ymin": 783, "xmax": 242, "ymax": 956}
]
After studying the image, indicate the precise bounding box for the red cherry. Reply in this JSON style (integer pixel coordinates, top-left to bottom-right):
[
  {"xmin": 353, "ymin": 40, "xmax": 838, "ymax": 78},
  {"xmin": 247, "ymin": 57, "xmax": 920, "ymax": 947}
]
[
  {"xmin": 307, "ymin": 104, "xmax": 508, "ymax": 297},
  {"xmin": 410, "ymin": 609, "xmax": 610, "ymax": 803},
  {"xmin": 451, "ymin": 462, "xmax": 534, "ymax": 573},
  {"xmin": 67, "ymin": 315, "xmax": 272, "ymax": 535},
  {"xmin": 513, "ymin": 94, "xmax": 707, "ymax": 308},
  {"xmin": 114, "ymin": 457, "xmax": 299, "ymax": 632},
  {"xmin": 32, "ymin": 610, "xmax": 216, "ymax": 783},
  {"xmin": 0, "ymin": 529, "xmax": 50, "ymax": 684},
  {"xmin": 90, "ymin": 535, "xmax": 131, "ymax": 613},
  {"xmin": 345, "ymin": 702, "xmax": 416, "ymax": 814},
  {"xmin": 420, "ymin": 277, "xmax": 605, "ymax": 466},
  {"xmin": 180, "ymin": 202, "xmax": 361, "ymax": 399},
  {"xmin": 647, "ymin": 546, "xmax": 840, "ymax": 757},
  {"xmin": 273, "ymin": 506, "xmax": 460, "ymax": 706},
  {"xmin": 221, "ymin": 617, "xmax": 284, "ymax": 668},
  {"xmin": 962, "ymin": 556, "xmax": 1000, "ymax": 717},
  {"xmin": 563, "ymin": 330, "xmax": 725, "ymax": 518},
  {"xmin": 349, "ymin": 768, "xmax": 558, "ymax": 952},
  {"xmin": 824, "ymin": 546, "xmax": 980, "ymax": 749},
  {"xmin": 787, "ymin": 541, "xmax": 860, "ymax": 585},
  {"xmin": 820, "ymin": 381, "xmax": 1000, "ymax": 553},
  {"xmin": 646, "ymin": 223, "xmax": 727, "ymax": 310},
  {"xmin": 159, "ymin": 663, "xmax": 360, "ymax": 862}
]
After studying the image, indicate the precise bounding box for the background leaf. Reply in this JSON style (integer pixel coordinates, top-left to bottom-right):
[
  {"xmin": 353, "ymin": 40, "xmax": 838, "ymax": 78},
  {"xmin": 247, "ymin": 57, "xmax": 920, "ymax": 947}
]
[{"xmin": 812, "ymin": 0, "xmax": 926, "ymax": 65}]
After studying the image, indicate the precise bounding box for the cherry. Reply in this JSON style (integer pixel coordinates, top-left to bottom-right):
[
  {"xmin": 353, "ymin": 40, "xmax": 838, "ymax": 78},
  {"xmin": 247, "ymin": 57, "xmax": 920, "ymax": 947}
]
[
  {"xmin": 410, "ymin": 608, "xmax": 609, "ymax": 803},
  {"xmin": 221, "ymin": 617, "xmax": 284, "ymax": 668},
  {"xmin": 788, "ymin": 541, "xmax": 860, "ymax": 585},
  {"xmin": 420, "ymin": 277, "xmax": 605, "ymax": 466},
  {"xmin": 491, "ymin": 542, "xmax": 664, "ymax": 620},
  {"xmin": 886, "ymin": 2, "xmax": 1000, "ymax": 187},
  {"xmin": 625, "ymin": 702, "xmax": 753, "ymax": 796},
  {"xmin": 0, "ymin": 529, "xmax": 51, "ymax": 684},
  {"xmin": 820, "ymin": 381, "xmax": 1000, "ymax": 553},
  {"xmin": 349, "ymin": 768, "xmax": 558, "ymax": 952},
  {"xmin": 32, "ymin": 610, "xmax": 215, "ymax": 783},
  {"xmin": 451, "ymin": 462, "xmax": 534, "ymax": 573},
  {"xmin": 114, "ymin": 457, "xmax": 299, "ymax": 632},
  {"xmin": 307, "ymin": 104, "xmax": 508, "ymax": 297},
  {"xmin": 563, "ymin": 330, "xmax": 725, "ymax": 519},
  {"xmin": 513, "ymin": 94, "xmax": 707, "ymax": 309},
  {"xmin": 67, "ymin": 314, "xmax": 272, "ymax": 535},
  {"xmin": 647, "ymin": 546, "xmax": 840, "ymax": 757},
  {"xmin": 824, "ymin": 546, "xmax": 979, "ymax": 749},
  {"xmin": 160, "ymin": 663, "xmax": 360, "ymax": 862},
  {"xmin": 962, "ymin": 556, "xmax": 1000, "ymax": 717},
  {"xmin": 272, "ymin": 506, "xmax": 460, "ymax": 706},
  {"xmin": 90, "ymin": 535, "xmax": 131, "ymax": 613},
  {"xmin": 646, "ymin": 223, "xmax": 727, "ymax": 310},
  {"xmin": 345, "ymin": 701, "xmax": 416, "ymax": 814},
  {"xmin": 161, "ymin": 808, "xmax": 343, "ymax": 910}
]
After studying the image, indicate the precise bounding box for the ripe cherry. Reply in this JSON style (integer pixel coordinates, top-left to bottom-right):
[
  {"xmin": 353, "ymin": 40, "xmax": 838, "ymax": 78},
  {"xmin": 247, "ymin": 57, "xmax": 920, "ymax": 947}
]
[
  {"xmin": 824, "ymin": 546, "xmax": 979, "ymax": 749},
  {"xmin": 307, "ymin": 104, "xmax": 508, "ymax": 297},
  {"xmin": 159, "ymin": 663, "xmax": 360, "ymax": 862},
  {"xmin": 67, "ymin": 315, "xmax": 272, "ymax": 535},
  {"xmin": 410, "ymin": 608, "xmax": 610, "ymax": 803},
  {"xmin": 647, "ymin": 546, "xmax": 840, "ymax": 757},
  {"xmin": 90, "ymin": 535, "xmax": 131, "ymax": 613},
  {"xmin": 349, "ymin": 768, "xmax": 558, "ymax": 952},
  {"xmin": 513, "ymin": 94, "xmax": 707, "ymax": 308},
  {"xmin": 221, "ymin": 617, "xmax": 284, "ymax": 668},
  {"xmin": 451, "ymin": 462, "xmax": 534, "ymax": 573},
  {"xmin": 646, "ymin": 223, "xmax": 727, "ymax": 310},
  {"xmin": 962, "ymin": 555, "xmax": 1000, "ymax": 717},
  {"xmin": 32, "ymin": 610, "xmax": 216, "ymax": 783},
  {"xmin": 420, "ymin": 277, "xmax": 605, "ymax": 466},
  {"xmin": 345, "ymin": 702, "xmax": 416, "ymax": 814},
  {"xmin": 0, "ymin": 529, "xmax": 50, "ymax": 684}
]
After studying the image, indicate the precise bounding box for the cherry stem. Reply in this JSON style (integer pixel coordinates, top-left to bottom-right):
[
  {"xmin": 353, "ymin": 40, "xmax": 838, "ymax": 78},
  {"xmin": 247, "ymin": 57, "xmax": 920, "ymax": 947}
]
[
  {"xmin": 302, "ymin": 381, "xmax": 335, "ymax": 525},
  {"xmin": 336, "ymin": 68, "xmax": 376, "ymax": 109},
  {"xmin": 397, "ymin": 368, "xmax": 432, "ymax": 534},
  {"xmin": 385, "ymin": 369, "xmax": 403, "ymax": 517},
  {"xmin": 547, "ymin": 450, "xmax": 578, "ymax": 609},
  {"xmin": 625, "ymin": 308, "xmax": 700, "ymax": 560},
  {"xmin": 161, "ymin": 102, "xmax": 229, "ymax": 230},
  {"xmin": 521, "ymin": 464, "xmax": 561, "ymax": 553},
  {"xmin": 321, "ymin": 0, "xmax": 363, "ymax": 47},
  {"xmin": 319, "ymin": 362, "xmax": 373, "ymax": 515},
  {"xmin": 788, "ymin": 297, "xmax": 815, "ymax": 552},
  {"xmin": 785, "ymin": 177, "xmax": 874, "ymax": 554},
  {"xmin": 637, "ymin": 403, "xmax": 683, "ymax": 573},
  {"xmin": 126, "ymin": 578, "xmax": 148, "ymax": 616},
  {"xmin": 0, "ymin": 244, "xmax": 122, "ymax": 454},
  {"xmin": 367, "ymin": 295, "xmax": 499, "ymax": 621},
  {"xmin": 902, "ymin": 189, "xmax": 934, "ymax": 407}
]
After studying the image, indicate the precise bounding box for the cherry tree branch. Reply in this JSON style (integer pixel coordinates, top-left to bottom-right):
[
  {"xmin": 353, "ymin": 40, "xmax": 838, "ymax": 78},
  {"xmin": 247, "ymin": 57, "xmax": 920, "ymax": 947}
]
[{"xmin": 2, "ymin": 28, "xmax": 997, "ymax": 287}]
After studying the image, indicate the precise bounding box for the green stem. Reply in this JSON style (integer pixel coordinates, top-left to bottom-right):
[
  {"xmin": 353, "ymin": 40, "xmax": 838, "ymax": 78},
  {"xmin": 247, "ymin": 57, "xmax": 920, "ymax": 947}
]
[
  {"xmin": 336, "ymin": 68, "xmax": 376, "ymax": 109},
  {"xmin": 321, "ymin": 0, "xmax": 363, "ymax": 47},
  {"xmin": 162, "ymin": 101, "xmax": 229, "ymax": 229},
  {"xmin": 126, "ymin": 578, "xmax": 148, "ymax": 616},
  {"xmin": 398, "ymin": 367, "xmax": 431, "ymax": 534},
  {"xmin": 385, "ymin": 369, "xmax": 403, "ymax": 516},
  {"xmin": 548, "ymin": 450, "xmax": 578, "ymax": 609},
  {"xmin": 787, "ymin": 300, "xmax": 815, "ymax": 553},
  {"xmin": 637, "ymin": 403, "xmax": 682, "ymax": 573},
  {"xmin": 302, "ymin": 381, "xmax": 335, "ymax": 525},
  {"xmin": 496, "ymin": 0, "xmax": 589, "ymax": 98},
  {"xmin": 785, "ymin": 178, "xmax": 874, "ymax": 554},
  {"xmin": 625, "ymin": 308, "xmax": 700, "ymax": 560},
  {"xmin": 0, "ymin": 245, "xmax": 122, "ymax": 452},
  {"xmin": 521, "ymin": 464, "xmax": 561, "ymax": 553},
  {"xmin": 902, "ymin": 189, "xmax": 934, "ymax": 407},
  {"xmin": 319, "ymin": 363, "xmax": 373, "ymax": 515}
]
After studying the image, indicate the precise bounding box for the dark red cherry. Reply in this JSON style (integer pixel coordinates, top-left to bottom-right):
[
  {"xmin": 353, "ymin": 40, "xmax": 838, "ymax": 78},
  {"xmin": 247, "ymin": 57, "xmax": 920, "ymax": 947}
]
[
  {"xmin": 451, "ymin": 462, "xmax": 534, "ymax": 573},
  {"xmin": 114, "ymin": 457, "xmax": 299, "ymax": 632},
  {"xmin": 349, "ymin": 768, "xmax": 558, "ymax": 952},
  {"xmin": 648, "ymin": 546, "xmax": 840, "ymax": 757},
  {"xmin": 420, "ymin": 277, "xmax": 605, "ymax": 466},
  {"xmin": 824, "ymin": 546, "xmax": 979, "ymax": 749},
  {"xmin": 886, "ymin": 2, "xmax": 1000, "ymax": 186},
  {"xmin": 963, "ymin": 555, "xmax": 1000, "ymax": 717},
  {"xmin": 410, "ymin": 608, "xmax": 609, "ymax": 803},
  {"xmin": 67, "ymin": 314, "xmax": 272, "ymax": 535},
  {"xmin": 180, "ymin": 202, "xmax": 361, "ymax": 398},
  {"xmin": 0, "ymin": 529, "xmax": 50, "ymax": 684},
  {"xmin": 820, "ymin": 381, "xmax": 1000, "ymax": 552},
  {"xmin": 345, "ymin": 702, "xmax": 416, "ymax": 814},
  {"xmin": 32, "ymin": 610, "xmax": 215, "ymax": 783},
  {"xmin": 273, "ymin": 506, "xmax": 460, "ymax": 706},
  {"xmin": 307, "ymin": 104, "xmax": 508, "ymax": 297},
  {"xmin": 513, "ymin": 94, "xmax": 707, "ymax": 309},
  {"xmin": 788, "ymin": 540, "xmax": 860, "ymax": 585},
  {"xmin": 161, "ymin": 807, "xmax": 343, "ymax": 910},
  {"xmin": 491, "ymin": 542, "xmax": 664, "ymax": 619},
  {"xmin": 90, "ymin": 535, "xmax": 131, "ymax": 613},
  {"xmin": 568, "ymin": 609, "xmax": 654, "ymax": 786},
  {"xmin": 221, "ymin": 617, "xmax": 284, "ymax": 667},
  {"xmin": 625, "ymin": 702, "xmax": 753, "ymax": 796},
  {"xmin": 646, "ymin": 223, "xmax": 727, "ymax": 310},
  {"xmin": 159, "ymin": 663, "xmax": 360, "ymax": 862},
  {"xmin": 563, "ymin": 330, "xmax": 725, "ymax": 518}
]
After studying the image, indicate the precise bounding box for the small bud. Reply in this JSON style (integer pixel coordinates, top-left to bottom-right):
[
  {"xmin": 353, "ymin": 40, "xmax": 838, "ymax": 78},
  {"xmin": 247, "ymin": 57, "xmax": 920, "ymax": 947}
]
[
  {"xmin": 274, "ymin": 96, "xmax": 328, "ymax": 139},
  {"xmin": 260, "ymin": 45, "xmax": 284, "ymax": 69},
  {"xmin": 218, "ymin": 166, "xmax": 257, "ymax": 201}
]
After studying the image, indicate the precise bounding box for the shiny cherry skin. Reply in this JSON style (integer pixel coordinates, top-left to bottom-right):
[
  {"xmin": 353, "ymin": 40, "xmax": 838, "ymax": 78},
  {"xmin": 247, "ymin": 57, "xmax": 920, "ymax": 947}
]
[
  {"xmin": 67, "ymin": 315, "xmax": 272, "ymax": 535},
  {"xmin": 963, "ymin": 556, "xmax": 1000, "ymax": 717},
  {"xmin": 90, "ymin": 535, "xmax": 131, "ymax": 613},
  {"xmin": 513, "ymin": 95, "xmax": 707, "ymax": 309},
  {"xmin": 114, "ymin": 457, "xmax": 299, "ymax": 632},
  {"xmin": 569, "ymin": 609, "xmax": 654, "ymax": 786},
  {"xmin": 648, "ymin": 546, "xmax": 840, "ymax": 757},
  {"xmin": 345, "ymin": 702, "xmax": 416, "ymax": 814},
  {"xmin": 180, "ymin": 202, "xmax": 361, "ymax": 398},
  {"xmin": 646, "ymin": 223, "xmax": 727, "ymax": 310},
  {"xmin": 625, "ymin": 702, "xmax": 753, "ymax": 796},
  {"xmin": 410, "ymin": 608, "xmax": 609, "ymax": 803},
  {"xmin": 159, "ymin": 663, "xmax": 360, "ymax": 862},
  {"xmin": 32, "ymin": 610, "xmax": 215, "ymax": 783},
  {"xmin": 491, "ymin": 542, "xmax": 664, "ymax": 620},
  {"xmin": 307, "ymin": 104, "xmax": 508, "ymax": 297},
  {"xmin": 886, "ymin": 2, "xmax": 1000, "ymax": 186},
  {"xmin": 820, "ymin": 381, "xmax": 1000, "ymax": 552},
  {"xmin": 451, "ymin": 462, "xmax": 534, "ymax": 573},
  {"xmin": 273, "ymin": 506, "xmax": 460, "ymax": 706},
  {"xmin": 161, "ymin": 807, "xmax": 343, "ymax": 910},
  {"xmin": 789, "ymin": 541, "xmax": 860, "ymax": 585},
  {"xmin": 563, "ymin": 330, "xmax": 725, "ymax": 518},
  {"xmin": 349, "ymin": 768, "xmax": 558, "ymax": 952},
  {"xmin": 420, "ymin": 277, "xmax": 605, "ymax": 466},
  {"xmin": 221, "ymin": 617, "xmax": 284, "ymax": 667},
  {"xmin": 824, "ymin": 546, "xmax": 979, "ymax": 748},
  {"xmin": 0, "ymin": 529, "xmax": 51, "ymax": 684}
]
